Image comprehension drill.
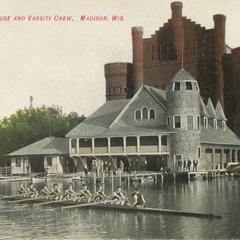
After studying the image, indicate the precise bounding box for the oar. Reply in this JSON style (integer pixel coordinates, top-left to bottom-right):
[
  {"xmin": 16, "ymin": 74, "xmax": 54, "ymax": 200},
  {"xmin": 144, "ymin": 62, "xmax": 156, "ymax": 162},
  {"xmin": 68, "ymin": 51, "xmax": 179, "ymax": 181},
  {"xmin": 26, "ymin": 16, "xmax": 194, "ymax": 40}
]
[
  {"xmin": 8, "ymin": 198, "xmax": 36, "ymax": 204},
  {"xmin": 34, "ymin": 199, "xmax": 63, "ymax": 206},
  {"xmin": 1, "ymin": 194, "xmax": 19, "ymax": 200},
  {"xmin": 61, "ymin": 202, "xmax": 98, "ymax": 210}
]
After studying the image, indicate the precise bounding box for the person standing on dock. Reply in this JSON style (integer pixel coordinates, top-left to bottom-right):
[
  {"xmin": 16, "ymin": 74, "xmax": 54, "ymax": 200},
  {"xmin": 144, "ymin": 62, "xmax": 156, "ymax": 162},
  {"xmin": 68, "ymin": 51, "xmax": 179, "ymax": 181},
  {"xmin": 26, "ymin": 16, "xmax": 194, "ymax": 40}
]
[
  {"xmin": 131, "ymin": 188, "xmax": 145, "ymax": 208},
  {"xmin": 187, "ymin": 159, "xmax": 192, "ymax": 172},
  {"xmin": 112, "ymin": 185, "xmax": 126, "ymax": 205},
  {"xmin": 193, "ymin": 158, "xmax": 198, "ymax": 172},
  {"xmin": 26, "ymin": 183, "xmax": 38, "ymax": 198}
]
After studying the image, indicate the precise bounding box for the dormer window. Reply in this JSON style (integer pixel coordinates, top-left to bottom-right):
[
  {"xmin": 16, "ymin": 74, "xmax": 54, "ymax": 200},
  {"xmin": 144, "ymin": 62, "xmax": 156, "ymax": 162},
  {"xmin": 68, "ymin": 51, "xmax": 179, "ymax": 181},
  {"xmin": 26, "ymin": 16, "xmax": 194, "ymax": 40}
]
[
  {"xmin": 174, "ymin": 82, "xmax": 180, "ymax": 91},
  {"xmin": 186, "ymin": 82, "xmax": 192, "ymax": 90},
  {"xmin": 214, "ymin": 119, "xmax": 217, "ymax": 129},
  {"xmin": 204, "ymin": 117, "xmax": 208, "ymax": 128},
  {"xmin": 222, "ymin": 121, "xmax": 226, "ymax": 130}
]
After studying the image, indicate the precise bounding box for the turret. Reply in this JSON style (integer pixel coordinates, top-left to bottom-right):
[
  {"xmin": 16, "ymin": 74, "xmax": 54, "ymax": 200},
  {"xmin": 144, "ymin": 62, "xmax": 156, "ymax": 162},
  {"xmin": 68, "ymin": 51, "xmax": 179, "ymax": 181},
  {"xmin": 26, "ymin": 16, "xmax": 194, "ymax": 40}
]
[
  {"xmin": 213, "ymin": 14, "xmax": 226, "ymax": 106},
  {"xmin": 171, "ymin": 2, "xmax": 183, "ymax": 62},
  {"xmin": 104, "ymin": 62, "xmax": 133, "ymax": 101},
  {"xmin": 166, "ymin": 69, "xmax": 201, "ymax": 170},
  {"xmin": 132, "ymin": 26, "xmax": 143, "ymax": 93}
]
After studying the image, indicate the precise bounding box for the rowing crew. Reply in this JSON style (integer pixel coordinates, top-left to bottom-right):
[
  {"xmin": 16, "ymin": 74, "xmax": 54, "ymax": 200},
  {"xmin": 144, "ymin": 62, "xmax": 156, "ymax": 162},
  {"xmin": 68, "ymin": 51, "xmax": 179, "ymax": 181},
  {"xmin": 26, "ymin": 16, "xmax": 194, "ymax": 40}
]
[{"xmin": 18, "ymin": 183, "xmax": 146, "ymax": 207}]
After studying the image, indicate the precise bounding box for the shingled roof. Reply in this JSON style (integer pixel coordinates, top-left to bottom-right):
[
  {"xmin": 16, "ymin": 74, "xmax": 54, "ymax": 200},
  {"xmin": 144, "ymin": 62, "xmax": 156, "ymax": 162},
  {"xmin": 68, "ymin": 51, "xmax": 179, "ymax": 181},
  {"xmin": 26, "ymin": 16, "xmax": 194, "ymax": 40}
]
[
  {"xmin": 215, "ymin": 101, "xmax": 227, "ymax": 121},
  {"xmin": 66, "ymin": 99, "xmax": 130, "ymax": 138},
  {"xmin": 8, "ymin": 137, "xmax": 69, "ymax": 156},
  {"xmin": 206, "ymin": 98, "xmax": 218, "ymax": 119},
  {"xmin": 200, "ymin": 97, "xmax": 209, "ymax": 117},
  {"xmin": 201, "ymin": 126, "xmax": 240, "ymax": 146},
  {"xmin": 66, "ymin": 85, "xmax": 167, "ymax": 138},
  {"xmin": 171, "ymin": 68, "xmax": 196, "ymax": 82}
]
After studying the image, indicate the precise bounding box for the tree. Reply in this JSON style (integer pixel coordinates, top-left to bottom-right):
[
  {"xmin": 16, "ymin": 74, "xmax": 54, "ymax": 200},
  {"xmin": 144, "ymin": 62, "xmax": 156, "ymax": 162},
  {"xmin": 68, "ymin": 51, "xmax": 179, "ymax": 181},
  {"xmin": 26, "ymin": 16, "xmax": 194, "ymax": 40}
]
[{"xmin": 0, "ymin": 105, "xmax": 85, "ymax": 165}]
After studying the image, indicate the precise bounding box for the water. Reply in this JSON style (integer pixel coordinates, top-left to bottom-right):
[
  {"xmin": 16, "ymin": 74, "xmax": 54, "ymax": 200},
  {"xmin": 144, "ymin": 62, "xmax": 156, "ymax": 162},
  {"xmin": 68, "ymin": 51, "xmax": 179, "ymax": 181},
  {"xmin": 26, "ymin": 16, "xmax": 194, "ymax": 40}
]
[{"xmin": 0, "ymin": 177, "xmax": 240, "ymax": 239}]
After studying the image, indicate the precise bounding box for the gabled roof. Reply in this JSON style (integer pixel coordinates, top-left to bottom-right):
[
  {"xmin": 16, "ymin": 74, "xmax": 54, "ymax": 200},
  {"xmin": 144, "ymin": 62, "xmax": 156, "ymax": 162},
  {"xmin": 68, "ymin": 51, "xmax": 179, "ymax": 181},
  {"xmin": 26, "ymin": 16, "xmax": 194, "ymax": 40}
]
[
  {"xmin": 8, "ymin": 137, "xmax": 69, "ymax": 156},
  {"xmin": 215, "ymin": 101, "xmax": 227, "ymax": 121},
  {"xmin": 206, "ymin": 98, "xmax": 218, "ymax": 119},
  {"xmin": 200, "ymin": 98, "xmax": 209, "ymax": 117},
  {"xmin": 144, "ymin": 85, "xmax": 166, "ymax": 107},
  {"xmin": 66, "ymin": 85, "xmax": 167, "ymax": 138},
  {"xmin": 66, "ymin": 99, "xmax": 129, "ymax": 138},
  {"xmin": 171, "ymin": 68, "xmax": 195, "ymax": 82}
]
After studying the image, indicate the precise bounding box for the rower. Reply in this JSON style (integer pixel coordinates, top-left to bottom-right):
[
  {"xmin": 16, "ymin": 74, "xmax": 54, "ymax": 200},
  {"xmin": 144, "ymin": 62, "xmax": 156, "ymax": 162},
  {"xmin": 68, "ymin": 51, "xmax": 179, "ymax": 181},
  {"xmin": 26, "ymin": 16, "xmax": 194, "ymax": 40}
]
[
  {"xmin": 112, "ymin": 185, "xmax": 125, "ymax": 205},
  {"xmin": 131, "ymin": 188, "xmax": 145, "ymax": 208},
  {"xmin": 62, "ymin": 184, "xmax": 77, "ymax": 201},
  {"xmin": 18, "ymin": 182, "xmax": 27, "ymax": 197},
  {"xmin": 39, "ymin": 185, "xmax": 51, "ymax": 199},
  {"xmin": 93, "ymin": 185, "xmax": 107, "ymax": 203},
  {"xmin": 50, "ymin": 183, "xmax": 62, "ymax": 200},
  {"xmin": 26, "ymin": 183, "xmax": 38, "ymax": 198},
  {"xmin": 78, "ymin": 183, "xmax": 92, "ymax": 202}
]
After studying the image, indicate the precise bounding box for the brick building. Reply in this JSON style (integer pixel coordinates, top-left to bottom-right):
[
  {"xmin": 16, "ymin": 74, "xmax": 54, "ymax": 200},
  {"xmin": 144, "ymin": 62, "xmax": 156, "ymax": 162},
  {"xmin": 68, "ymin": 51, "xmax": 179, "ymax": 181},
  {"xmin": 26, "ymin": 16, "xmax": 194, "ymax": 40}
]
[{"xmin": 105, "ymin": 1, "xmax": 240, "ymax": 136}]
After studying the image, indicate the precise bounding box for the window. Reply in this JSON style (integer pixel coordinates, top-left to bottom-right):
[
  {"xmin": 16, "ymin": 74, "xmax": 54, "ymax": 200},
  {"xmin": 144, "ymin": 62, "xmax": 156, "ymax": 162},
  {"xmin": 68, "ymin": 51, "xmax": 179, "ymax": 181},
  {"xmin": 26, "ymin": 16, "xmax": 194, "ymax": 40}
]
[
  {"xmin": 106, "ymin": 88, "xmax": 110, "ymax": 93},
  {"xmin": 135, "ymin": 110, "xmax": 141, "ymax": 120},
  {"xmin": 197, "ymin": 116, "xmax": 200, "ymax": 130},
  {"xmin": 161, "ymin": 136, "xmax": 168, "ymax": 146},
  {"xmin": 204, "ymin": 117, "xmax": 208, "ymax": 128},
  {"xmin": 47, "ymin": 157, "xmax": 52, "ymax": 166},
  {"xmin": 16, "ymin": 158, "xmax": 21, "ymax": 167},
  {"xmin": 222, "ymin": 121, "xmax": 226, "ymax": 130},
  {"xmin": 142, "ymin": 107, "xmax": 148, "ymax": 119},
  {"xmin": 167, "ymin": 117, "xmax": 170, "ymax": 125},
  {"xmin": 186, "ymin": 82, "xmax": 192, "ymax": 90},
  {"xmin": 198, "ymin": 147, "xmax": 201, "ymax": 158},
  {"xmin": 174, "ymin": 116, "xmax": 181, "ymax": 128},
  {"xmin": 174, "ymin": 82, "xmax": 180, "ymax": 91},
  {"xmin": 187, "ymin": 115, "xmax": 194, "ymax": 130},
  {"xmin": 149, "ymin": 109, "xmax": 155, "ymax": 119},
  {"xmin": 214, "ymin": 119, "xmax": 217, "ymax": 129}
]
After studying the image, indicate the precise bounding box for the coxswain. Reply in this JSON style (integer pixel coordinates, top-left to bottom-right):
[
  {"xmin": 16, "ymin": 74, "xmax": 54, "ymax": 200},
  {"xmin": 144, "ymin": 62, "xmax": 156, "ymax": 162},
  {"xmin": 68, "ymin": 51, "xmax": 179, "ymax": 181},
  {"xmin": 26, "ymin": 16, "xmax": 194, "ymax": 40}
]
[
  {"xmin": 93, "ymin": 185, "xmax": 107, "ymax": 203},
  {"xmin": 62, "ymin": 184, "xmax": 77, "ymax": 201},
  {"xmin": 39, "ymin": 185, "xmax": 51, "ymax": 199},
  {"xmin": 78, "ymin": 183, "xmax": 92, "ymax": 202},
  {"xmin": 50, "ymin": 183, "xmax": 62, "ymax": 200},
  {"xmin": 131, "ymin": 188, "xmax": 145, "ymax": 208},
  {"xmin": 112, "ymin": 185, "xmax": 125, "ymax": 205},
  {"xmin": 18, "ymin": 182, "xmax": 27, "ymax": 197},
  {"xmin": 26, "ymin": 183, "xmax": 38, "ymax": 198}
]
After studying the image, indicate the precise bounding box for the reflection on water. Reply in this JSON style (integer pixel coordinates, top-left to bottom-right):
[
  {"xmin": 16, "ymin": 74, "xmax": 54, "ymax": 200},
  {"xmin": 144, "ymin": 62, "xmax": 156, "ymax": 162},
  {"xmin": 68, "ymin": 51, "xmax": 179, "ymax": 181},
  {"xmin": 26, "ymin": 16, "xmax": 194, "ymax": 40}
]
[{"xmin": 0, "ymin": 178, "xmax": 240, "ymax": 239}]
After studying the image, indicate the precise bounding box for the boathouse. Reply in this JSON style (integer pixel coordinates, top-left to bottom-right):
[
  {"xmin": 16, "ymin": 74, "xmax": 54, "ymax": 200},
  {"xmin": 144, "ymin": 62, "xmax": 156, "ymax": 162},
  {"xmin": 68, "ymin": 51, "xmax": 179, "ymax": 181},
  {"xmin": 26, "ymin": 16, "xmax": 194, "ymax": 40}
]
[
  {"xmin": 66, "ymin": 69, "xmax": 240, "ymax": 172},
  {"xmin": 8, "ymin": 137, "xmax": 73, "ymax": 175}
]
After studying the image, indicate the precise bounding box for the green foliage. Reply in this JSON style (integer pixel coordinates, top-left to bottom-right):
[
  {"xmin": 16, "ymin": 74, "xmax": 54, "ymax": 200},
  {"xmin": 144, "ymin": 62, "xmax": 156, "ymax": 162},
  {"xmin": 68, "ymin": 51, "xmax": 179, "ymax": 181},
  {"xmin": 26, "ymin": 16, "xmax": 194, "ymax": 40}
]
[{"xmin": 0, "ymin": 105, "xmax": 85, "ymax": 164}]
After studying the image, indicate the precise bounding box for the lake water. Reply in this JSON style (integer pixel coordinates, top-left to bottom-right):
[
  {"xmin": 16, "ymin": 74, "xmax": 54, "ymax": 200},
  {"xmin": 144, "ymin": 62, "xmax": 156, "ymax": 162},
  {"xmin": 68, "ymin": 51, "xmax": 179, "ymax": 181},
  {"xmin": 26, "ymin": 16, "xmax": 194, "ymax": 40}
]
[{"xmin": 0, "ymin": 177, "xmax": 239, "ymax": 239}]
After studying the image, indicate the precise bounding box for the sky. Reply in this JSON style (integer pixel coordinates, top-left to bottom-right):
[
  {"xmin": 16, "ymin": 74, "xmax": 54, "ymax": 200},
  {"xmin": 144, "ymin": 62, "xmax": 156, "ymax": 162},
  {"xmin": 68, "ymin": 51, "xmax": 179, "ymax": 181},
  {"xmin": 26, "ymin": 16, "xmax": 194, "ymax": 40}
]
[{"xmin": 0, "ymin": 0, "xmax": 240, "ymax": 120}]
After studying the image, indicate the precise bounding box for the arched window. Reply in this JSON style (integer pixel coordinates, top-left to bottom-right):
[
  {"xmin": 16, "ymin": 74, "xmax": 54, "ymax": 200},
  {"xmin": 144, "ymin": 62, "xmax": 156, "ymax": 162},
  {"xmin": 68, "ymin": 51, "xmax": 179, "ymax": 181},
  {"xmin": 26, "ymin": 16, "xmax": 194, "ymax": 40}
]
[
  {"xmin": 135, "ymin": 110, "xmax": 141, "ymax": 120},
  {"xmin": 142, "ymin": 107, "xmax": 148, "ymax": 119},
  {"xmin": 214, "ymin": 119, "xmax": 217, "ymax": 129},
  {"xmin": 204, "ymin": 117, "xmax": 208, "ymax": 128},
  {"xmin": 150, "ymin": 109, "xmax": 156, "ymax": 119}
]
